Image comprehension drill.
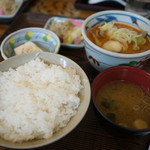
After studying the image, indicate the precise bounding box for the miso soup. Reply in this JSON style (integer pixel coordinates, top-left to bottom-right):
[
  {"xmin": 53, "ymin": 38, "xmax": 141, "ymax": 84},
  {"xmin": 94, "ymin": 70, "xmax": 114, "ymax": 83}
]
[{"xmin": 96, "ymin": 81, "xmax": 150, "ymax": 130}]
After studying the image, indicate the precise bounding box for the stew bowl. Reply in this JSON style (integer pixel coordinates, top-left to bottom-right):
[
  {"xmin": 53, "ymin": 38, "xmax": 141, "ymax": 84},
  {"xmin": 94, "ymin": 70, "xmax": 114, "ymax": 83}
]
[{"xmin": 81, "ymin": 10, "xmax": 150, "ymax": 72}]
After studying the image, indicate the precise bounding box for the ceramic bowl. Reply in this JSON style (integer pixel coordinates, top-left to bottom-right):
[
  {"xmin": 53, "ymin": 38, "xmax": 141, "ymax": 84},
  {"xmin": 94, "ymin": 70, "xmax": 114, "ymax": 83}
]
[
  {"xmin": 92, "ymin": 66, "xmax": 150, "ymax": 136},
  {"xmin": 0, "ymin": 0, "xmax": 23, "ymax": 21},
  {"xmin": 44, "ymin": 16, "xmax": 84, "ymax": 48},
  {"xmin": 0, "ymin": 52, "xmax": 91, "ymax": 149},
  {"xmin": 81, "ymin": 10, "xmax": 150, "ymax": 72},
  {"xmin": 0, "ymin": 27, "xmax": 60, "ymax": 60}
]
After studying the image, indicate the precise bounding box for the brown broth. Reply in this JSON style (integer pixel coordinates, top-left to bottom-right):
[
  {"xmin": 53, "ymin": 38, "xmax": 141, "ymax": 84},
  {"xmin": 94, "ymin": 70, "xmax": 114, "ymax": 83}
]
[
  {"xmin": 87, "ymin": 23, "xmax": 150, "ymax": 54},
  {"xmin": 96, "ymin": 81, "xmax": 150, "ymax": 129}
]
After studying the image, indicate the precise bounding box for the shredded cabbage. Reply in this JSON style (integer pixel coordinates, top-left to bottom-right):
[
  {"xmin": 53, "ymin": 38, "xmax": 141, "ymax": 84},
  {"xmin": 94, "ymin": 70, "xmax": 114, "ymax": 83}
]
[
  {"xmin": 99, "ymin": 22, "xmax": 114, "ymax": 31},
  {"xmin": 98, "ymin": 22, "xmax": 146, "ymax": 51}
]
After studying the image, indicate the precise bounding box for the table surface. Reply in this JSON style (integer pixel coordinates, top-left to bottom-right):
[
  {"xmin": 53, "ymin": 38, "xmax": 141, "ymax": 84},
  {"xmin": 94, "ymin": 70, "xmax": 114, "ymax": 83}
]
[{"xmin": 0, "ymin": 0, "xmax": 150, "ymax": 150}]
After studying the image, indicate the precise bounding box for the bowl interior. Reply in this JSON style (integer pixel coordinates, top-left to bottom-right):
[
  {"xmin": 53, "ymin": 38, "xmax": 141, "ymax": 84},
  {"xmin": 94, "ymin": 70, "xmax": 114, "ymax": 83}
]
[
  {"xmin": 93, "ymin": 66, "xmax": 150, "ymax": 100},
  {"xmin": 84, "ymin": 11, "xmax": 150, "ymax": 39},
  {"xmin": 0, "ymin": 52, "xmax": 91, "ymax": 149},
  {"xmin": 92, "ymin": 66, "xmax": 150, "ymax": 134},
  {"xmin": 1, "ymin": 28, "xmax": 60, "ymax": 59}
]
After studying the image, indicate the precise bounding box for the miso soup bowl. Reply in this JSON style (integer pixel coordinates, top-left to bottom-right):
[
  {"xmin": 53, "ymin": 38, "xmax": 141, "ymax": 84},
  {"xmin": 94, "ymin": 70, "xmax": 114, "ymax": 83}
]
[
  {"xmin": 92, "ymin": 66, "xmax": 150, "ymax": 136},
  {"xmin": 81, "ymin": 10, "xmax": 150, "ymax": 72}
]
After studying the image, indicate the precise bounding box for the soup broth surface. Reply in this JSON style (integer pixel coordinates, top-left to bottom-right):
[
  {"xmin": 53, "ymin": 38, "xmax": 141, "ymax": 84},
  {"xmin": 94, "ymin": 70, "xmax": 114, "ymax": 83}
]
[
  {"xmin": 87, "ymin": 23, "xmax": 150, "ymax": 54},
  {"xmin": 96, "ymin": 81, "xmax": 150, "ymax": 130}
]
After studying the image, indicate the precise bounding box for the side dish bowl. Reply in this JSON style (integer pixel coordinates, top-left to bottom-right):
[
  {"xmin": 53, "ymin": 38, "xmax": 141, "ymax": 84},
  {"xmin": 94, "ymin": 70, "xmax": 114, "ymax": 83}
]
[
  {"xmin": 92, "ymin": 66, "xmax": 150, "ymax": 136},
  {"xmin": 0, "ymin": 27, "xmax": 60, "ymax": 60},
  {"xmin": 81, "ymin": 10, "xmax": 150, "ymax": 72},
  {"xmin": 0, "ymin": 0, "xmax": 23, "ymax": 20},
  {"xmin": 0, "ymin": 52, "xmax": 91, "ymax": 149},
  {"xmin": 44, "ymin": 17, "xmax": 84, "ymax": 48}
]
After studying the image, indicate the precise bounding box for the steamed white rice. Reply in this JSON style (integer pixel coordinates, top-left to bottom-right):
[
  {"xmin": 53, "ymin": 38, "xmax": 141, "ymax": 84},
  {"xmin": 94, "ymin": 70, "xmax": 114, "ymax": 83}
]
[{"xmin": 0, "ymin": 58, "xmax": 82, "ymax": 143}]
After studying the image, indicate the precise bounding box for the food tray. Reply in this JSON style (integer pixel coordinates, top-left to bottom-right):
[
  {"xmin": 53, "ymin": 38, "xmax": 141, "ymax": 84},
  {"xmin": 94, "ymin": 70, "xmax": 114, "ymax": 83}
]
[
  {"xmin": 44, "ymin": 17, "xmax": 84, "ymax": 48},
  {"xmin": 0, "ymin": 13, "xmax": 149, "ymax": 150}
]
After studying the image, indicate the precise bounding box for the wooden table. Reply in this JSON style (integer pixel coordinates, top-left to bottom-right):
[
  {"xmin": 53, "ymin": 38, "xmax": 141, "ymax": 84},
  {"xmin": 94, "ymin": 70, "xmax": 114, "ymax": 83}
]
[{"xmin": 0, "ymin": 1, "xmax": 150, "ymax": 150}]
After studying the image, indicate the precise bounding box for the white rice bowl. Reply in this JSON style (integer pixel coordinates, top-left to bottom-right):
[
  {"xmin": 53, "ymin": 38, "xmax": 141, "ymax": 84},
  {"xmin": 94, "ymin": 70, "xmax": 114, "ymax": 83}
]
[{"xmin": 0, "ymin": 52, "xmax": 91, "ymax": 149}]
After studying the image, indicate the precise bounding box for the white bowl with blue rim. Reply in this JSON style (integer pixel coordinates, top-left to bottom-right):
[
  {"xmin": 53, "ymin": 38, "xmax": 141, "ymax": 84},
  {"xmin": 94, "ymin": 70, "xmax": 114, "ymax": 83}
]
[
  {"xmin": 0, "ymin": 27, "xmax": 60, "ymax": 60},
  {"xmin": 81, "ymin": 10, "xmax": 150, "ymax": 72}
]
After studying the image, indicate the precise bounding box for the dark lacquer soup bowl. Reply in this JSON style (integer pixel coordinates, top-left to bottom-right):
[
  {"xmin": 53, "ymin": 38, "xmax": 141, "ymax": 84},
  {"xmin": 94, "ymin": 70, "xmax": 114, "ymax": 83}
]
[{"xmin": 92, "ymin": 66, "xmax": 150, "ymax": 136}]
